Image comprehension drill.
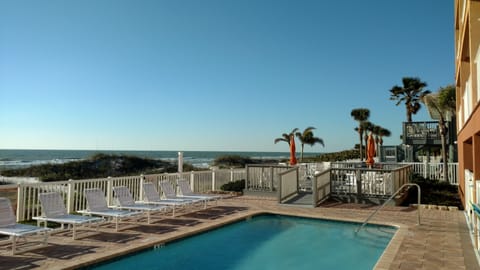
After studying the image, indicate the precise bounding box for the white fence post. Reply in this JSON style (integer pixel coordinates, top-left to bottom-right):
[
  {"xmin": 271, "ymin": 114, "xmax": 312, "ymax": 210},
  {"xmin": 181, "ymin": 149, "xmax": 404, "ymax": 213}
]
[
  {"xmin": 423, "ymin": 160, "xmax": 427, "ymax": 178},
  {"xmin": 230, "ymin": 168, "xmax": 234, "ymax": 182},
  {"xmin": 139, "ymin": 175, "xmax": 144, "ymax": 201},
  {"xmin": 67, "ymin": 179, "xmax": 75, "ymax": 213},
  {"xmin": 212, "ymin": 169, "xmax": 216, "ymax": 191},
  {"xmin": 107, "ymin": 176, "xmax": 113, "ymax": 206},
  {"xmin": 16, "ymin": 184, "xmax": 24, "ymax": 222},
  {"xmin": 190, "ymin": 171, "xmax": 195, "ymax": 192}
]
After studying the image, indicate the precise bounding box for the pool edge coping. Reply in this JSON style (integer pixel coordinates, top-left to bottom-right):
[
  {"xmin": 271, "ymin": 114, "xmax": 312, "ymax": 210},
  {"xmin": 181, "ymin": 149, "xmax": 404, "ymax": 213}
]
[{"xmin": 72, "ymin": 209, "xmax": 402, "ymax": 270}]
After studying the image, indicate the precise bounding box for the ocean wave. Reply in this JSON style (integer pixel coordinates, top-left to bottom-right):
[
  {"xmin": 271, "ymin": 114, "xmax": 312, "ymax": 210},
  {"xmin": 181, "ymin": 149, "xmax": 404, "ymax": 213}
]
[
  {"xmin": 0, "ymin": 158, "xmax": 82, "ymax": 170},
  {"xmin": 0, "ymin": 176, "xmax": 40, "ymax": 184}
]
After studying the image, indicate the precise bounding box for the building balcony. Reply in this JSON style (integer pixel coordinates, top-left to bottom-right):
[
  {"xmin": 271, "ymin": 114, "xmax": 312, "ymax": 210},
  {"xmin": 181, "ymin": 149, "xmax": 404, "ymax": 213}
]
[{"xmin": 402, "ymin": 121, "xmax": 444, "ymax": 146}]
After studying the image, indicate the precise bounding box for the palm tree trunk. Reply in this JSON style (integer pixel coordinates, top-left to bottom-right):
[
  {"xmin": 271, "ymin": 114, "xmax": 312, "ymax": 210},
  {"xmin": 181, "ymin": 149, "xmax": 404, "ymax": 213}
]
[
  {"xmin": 301, "ymin": 144, "xmax": 305, "ymax": 162},
  {"xmin": 358, "ymin": 131, "xmax": 363, "ymax": 161},
  {"xmin": 406, "ymin": 104, "xmax": 412, "ymax": 122}
]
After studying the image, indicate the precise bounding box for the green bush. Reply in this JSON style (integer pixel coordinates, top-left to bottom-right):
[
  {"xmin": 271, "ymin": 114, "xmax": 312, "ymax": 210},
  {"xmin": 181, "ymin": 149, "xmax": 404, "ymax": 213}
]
[{"xmin": 220, "ymin": 179, "xmax": 245, "ymax": 192}]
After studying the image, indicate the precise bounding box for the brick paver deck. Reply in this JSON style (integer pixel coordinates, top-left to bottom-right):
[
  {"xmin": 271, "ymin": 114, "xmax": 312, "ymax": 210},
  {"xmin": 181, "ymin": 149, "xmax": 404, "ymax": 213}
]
[{"xmin": 0, "ymin": 196, "xmax": 478, "ymax": 270}]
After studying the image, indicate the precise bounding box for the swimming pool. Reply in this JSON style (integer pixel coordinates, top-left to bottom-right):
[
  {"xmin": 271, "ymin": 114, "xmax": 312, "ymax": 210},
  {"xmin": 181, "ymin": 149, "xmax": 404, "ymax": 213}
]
[{"xmin": 89, "ymin": 214, "xmax": 396, "ymax": 270}]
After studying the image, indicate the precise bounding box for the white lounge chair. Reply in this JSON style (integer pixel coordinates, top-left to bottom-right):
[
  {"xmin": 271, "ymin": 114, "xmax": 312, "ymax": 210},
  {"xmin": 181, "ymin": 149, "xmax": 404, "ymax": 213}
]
[
  {"xmin": 0, "ymin": 197, "xmax": 50, "ymax": 255},
  {"xmin": 34, "ymin": 192, "xmax": 103, "ymax": 240},
  {"xmin": 158, "ymin": 181, "xmax": 206, "ymax": 208},
  {"xmin": 112, "ymin": 186, "xmax": 170, "ymax": 224},
  {"xmin": 142, "ymin": 182, "xmax": 194, "ymax": 217},
  {"xmin": 79, "ymin": 188, "xmax": 142, "ymax": 231},
  {"xmin": 177, "ymin": 179, "xmax": 222, "ymax": 203}
]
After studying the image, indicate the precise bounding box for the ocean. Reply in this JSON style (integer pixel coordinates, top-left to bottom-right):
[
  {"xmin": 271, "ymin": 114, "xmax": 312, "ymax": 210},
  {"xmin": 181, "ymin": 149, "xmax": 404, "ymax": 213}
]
[{"xmin": 0, "ymin": 149, "xmax": 320, "ymax": 171}]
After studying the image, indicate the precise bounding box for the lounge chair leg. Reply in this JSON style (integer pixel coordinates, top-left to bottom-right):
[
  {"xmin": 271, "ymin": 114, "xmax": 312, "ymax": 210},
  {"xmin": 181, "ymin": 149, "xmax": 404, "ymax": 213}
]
[
  {"xmin": 11, "ymin": 235, "xmax": 16, "ymax": 255},
  {"xmin": 42, "ymin": 231, "xmax": 49, "ymax": 247}
]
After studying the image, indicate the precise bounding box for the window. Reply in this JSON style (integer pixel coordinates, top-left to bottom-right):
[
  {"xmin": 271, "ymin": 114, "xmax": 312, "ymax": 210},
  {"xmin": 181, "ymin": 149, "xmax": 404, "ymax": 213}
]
[{"xmin": 464, "ymin": 77, "xmax": 472, "ymax": 122}]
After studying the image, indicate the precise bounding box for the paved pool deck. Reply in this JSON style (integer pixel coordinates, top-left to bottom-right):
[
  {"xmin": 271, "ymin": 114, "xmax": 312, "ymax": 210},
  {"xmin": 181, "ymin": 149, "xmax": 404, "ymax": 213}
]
[{"xmin": 1, "ymin": 196, "xmax": 478, "ymax": 270}]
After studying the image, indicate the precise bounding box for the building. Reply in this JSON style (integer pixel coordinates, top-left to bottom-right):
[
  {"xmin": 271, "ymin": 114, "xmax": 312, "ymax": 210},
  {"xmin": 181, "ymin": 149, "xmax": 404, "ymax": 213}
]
[{"xmin": 455, "ymin": 0, "xmax": 480, "ymax": 244}]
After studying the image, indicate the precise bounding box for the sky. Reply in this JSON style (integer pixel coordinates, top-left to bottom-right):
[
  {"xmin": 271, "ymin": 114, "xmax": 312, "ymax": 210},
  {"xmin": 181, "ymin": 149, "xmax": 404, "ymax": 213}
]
[{"xmin": 0, "ymin": 0, "xmax": 454, "ymax": 153}]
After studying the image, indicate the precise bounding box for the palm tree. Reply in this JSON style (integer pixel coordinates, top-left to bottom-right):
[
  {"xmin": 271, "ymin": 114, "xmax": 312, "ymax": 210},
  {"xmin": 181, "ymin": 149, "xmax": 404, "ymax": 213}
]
[
  {"xmin": 351, "ymin": 108, "xmax": 370, "ymax": 160},
  {"xmin": 389, "ymin": 77, "xmax": 430, "ymax": 122},
  {"xmin": 372, "ymin": 125, "xmax": 381, "ymax": 157},
  {"xmin": 274, "ymin": 128, "xmax": 299, "ymax": 146},
  {"xmin": 376, "ymin": 126, "xmax": 391, "ymax": 161},
  {"xmin": 295, "ymin": 127, "xmax": 324, "ymax": 162},
  {"xmin": 378, "ymin": 127, "xmax": 391, "ymax": 147},
  {"xmin": 422, "ymin": 84, "xmax": 456, "ymax": 181}
]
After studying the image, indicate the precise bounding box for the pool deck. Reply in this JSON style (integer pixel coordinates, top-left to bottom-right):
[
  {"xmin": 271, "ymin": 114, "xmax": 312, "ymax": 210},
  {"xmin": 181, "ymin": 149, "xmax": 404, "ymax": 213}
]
[{"xmin": 1, "ymin": 196, "xmax": 479, "ymax": 270}]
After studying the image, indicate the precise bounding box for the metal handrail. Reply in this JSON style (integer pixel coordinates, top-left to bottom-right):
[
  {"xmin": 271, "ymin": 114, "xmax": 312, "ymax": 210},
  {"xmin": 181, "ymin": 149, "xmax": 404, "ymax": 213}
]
[{"xmin": 356, "ymin": 183, "xmax": 421, "ymax": 233}]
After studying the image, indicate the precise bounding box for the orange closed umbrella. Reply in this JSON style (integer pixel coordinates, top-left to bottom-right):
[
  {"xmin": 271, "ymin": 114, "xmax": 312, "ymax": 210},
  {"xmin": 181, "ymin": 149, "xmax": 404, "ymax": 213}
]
[
  {"xmin": 289, "ymin": 135, "xmax": 297, "ymax": 166},
  {"xmin": 366, "ymin": 132, "xmax": 376, "ymax": 168}
]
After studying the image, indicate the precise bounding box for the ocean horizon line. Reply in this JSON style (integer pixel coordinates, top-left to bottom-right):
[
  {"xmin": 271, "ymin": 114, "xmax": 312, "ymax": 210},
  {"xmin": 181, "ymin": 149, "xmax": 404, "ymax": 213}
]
[{"xmin": 0, "ymin": 148, "xmax": 323, "ymax": 154}]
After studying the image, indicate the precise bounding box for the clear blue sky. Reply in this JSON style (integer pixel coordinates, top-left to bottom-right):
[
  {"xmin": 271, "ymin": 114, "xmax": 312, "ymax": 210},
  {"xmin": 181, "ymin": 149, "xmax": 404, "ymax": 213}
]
[{"xmin": 0, "ymin": 0, "xmax": 454, "ymax": 153}]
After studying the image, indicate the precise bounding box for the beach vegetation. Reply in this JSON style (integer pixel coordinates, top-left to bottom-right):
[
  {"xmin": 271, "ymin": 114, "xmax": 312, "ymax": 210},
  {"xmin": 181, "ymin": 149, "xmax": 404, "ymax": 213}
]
[
  {"xmin": 0, "ymin": 154, "xmax": 181, "ymax": 182},
  {"xmin": 301, "ymin": 149, "xmax": 359, "ymax": 162},
  {"xmin": 295, "ymin": 127, "xmax": 324, "ymax": 162},
  {"xmin": 212, "ymin": 155, "xmax": 279, "ymax": 168},
  {"xmin": 389, "ymin": 77, "xmax": 430, "ymax": 122}
]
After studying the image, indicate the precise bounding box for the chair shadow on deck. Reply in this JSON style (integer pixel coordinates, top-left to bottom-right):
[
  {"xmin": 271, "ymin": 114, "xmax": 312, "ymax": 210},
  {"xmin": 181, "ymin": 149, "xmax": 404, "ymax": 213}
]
[
  {"xmin": 126, "ymin": 224, "xmax": 177, "ymax": 234},
  {"xmin": 82, "ymin": 231, "xmax": 141, "ymax": 244},
  {"xmin": 0, "ymin": 255, "xmax": 42, "ymax": 270},
  {"xmin": 29, "ymin": 243, "xmax": 97, "ymax": 260},
  {"xmin": 181, "ymin": 206, "xmax": 248, "ymax": 220},
  {"xmin": 159, "ymin": 218, "xmax": 202, "ymax": 227}
]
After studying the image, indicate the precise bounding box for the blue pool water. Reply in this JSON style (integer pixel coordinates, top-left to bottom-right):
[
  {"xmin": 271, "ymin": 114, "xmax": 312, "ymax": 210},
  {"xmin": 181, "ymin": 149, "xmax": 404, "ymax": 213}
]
[{"xmin": 89, "ymin": 215, "xmax": 396, "ymax": 270}]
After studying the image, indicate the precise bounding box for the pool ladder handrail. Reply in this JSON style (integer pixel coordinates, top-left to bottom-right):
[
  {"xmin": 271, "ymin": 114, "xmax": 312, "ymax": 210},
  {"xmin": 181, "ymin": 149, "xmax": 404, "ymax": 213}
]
[{"xmin": 356, "ymin": 183, "xmax": 421, "ymax": 233}]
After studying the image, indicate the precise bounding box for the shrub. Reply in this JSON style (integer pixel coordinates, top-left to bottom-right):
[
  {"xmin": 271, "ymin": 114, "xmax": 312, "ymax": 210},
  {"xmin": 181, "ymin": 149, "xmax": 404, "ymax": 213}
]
[
  {"xmin": 213, "ymin": 155, "xmax": 254, "ymax": 168},
  {"xmin": 220, "ymin": 179, "xmax": 245, "ymax": 192}
]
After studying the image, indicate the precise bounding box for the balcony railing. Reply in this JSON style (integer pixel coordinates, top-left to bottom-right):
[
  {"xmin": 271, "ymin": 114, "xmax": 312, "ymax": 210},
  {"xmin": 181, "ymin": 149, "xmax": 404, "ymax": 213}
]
[{"xmin": 403, "ymin": 121, "xmax": 443, "ymax": 145}]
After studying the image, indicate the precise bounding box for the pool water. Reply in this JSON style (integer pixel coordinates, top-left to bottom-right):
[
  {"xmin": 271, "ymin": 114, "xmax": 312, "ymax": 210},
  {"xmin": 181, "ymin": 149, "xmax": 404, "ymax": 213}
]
[{"xmin": 89, "ymin": 214, "xmax": 396, "ymax": 270}]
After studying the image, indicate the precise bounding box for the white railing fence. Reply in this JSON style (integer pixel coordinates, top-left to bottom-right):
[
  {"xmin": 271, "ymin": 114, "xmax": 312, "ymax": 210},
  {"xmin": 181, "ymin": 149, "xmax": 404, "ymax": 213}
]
[
  {"xmin": 401, "ymin": 162, "xmax": 458, "ymax": 185},
  {"xmin": 312, "ymin": 169, "xmax": 331, "ymax": 207},
  {"xmin": 245, "ymin": 164, "xmax": 291, "ymax": 191},
  {"xmin": 278, "ymin": 167, "xmax": 299, "ymax": 203},
  {"xmin": 15, "ymin": 168, "xmax": 245, "ymax": 222},
  {"xmin": 329, "ymin": 164, "xmax": 413, "ymax": 198},
  {"xmin": 332, "ymin": 162, "xmax": 459, "ymax": 185}
]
